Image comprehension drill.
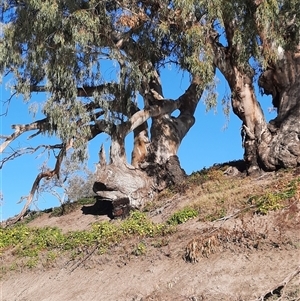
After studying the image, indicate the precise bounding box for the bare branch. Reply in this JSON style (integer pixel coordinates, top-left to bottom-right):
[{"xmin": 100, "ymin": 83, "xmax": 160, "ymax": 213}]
[
  {"xmin": 89, "ymin": 119, "xmax": 114, "ymax": 139},
  {"xmin": 30, "ymin": 83, "xmax": 117, "ymax": 97},
  {"xmin": 0, "ymin": 144, "xmax": 63, "ymax": 169},
  {"xmin": 5, "ymin": 139, "xmax": 74, "ymax": 226},
  {"xmin": 0, "ymin": 91, "xmax": 17, "ymax": 117},
  {"xmin": 0, "ymin": 118, "xmax": 49, "ymax": 153}
]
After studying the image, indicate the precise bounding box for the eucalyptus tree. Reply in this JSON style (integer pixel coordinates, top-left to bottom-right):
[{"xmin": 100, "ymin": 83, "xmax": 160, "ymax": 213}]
[
  {"xmin": 216, "ymin": 0, "xmax": 300, "ymax": 174},
  {"xmin": 1, "ymin": 0, "xmax": 299, "ymax": 222},
  {"xmin": 169, "ymin": 0, "xmax": 300, "ymax": 174},
  {"xmin": 174, "ymin": 0, "xmax": 300, "ymax": 174},
  {"xmin": 0, "ymin": 0, "xmax": 214, "ymax": 221}
]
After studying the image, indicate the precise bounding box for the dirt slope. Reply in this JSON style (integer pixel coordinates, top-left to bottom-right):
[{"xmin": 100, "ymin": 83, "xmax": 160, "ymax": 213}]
[{"xmin": 1, "ymin": 165, "xmax": 300, "ymax": 301}]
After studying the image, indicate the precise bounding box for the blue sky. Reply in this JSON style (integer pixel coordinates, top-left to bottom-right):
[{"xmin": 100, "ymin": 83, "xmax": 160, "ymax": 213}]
[{"xmin": 0, "ymin": 66, "xmax": 275, "ymax": 221}]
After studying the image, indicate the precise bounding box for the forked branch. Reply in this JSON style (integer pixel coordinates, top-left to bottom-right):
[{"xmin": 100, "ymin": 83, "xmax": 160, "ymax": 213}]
[
  {"xmin": 127, "ymin": 99, "xmax": 180, "ymax": 133},
  {"xmin": 1, "ymin": 144, "xmax": 63, "ymax": 169},
  {"xmin": 5, "ymin": 140, "xmax": 73, "ymax": 226},
  {"xmin": 0, "ymin": 118, "xmax": 49, "ymax": 153}
]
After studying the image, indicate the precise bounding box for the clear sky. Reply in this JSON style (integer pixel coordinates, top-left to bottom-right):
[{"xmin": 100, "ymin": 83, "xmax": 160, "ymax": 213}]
[{"xmin": 0, "ymin": 66, "xmax": 275, "ymax": 221}]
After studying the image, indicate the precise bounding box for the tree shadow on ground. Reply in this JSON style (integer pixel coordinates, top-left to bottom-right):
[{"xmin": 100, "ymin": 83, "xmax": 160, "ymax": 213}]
[{"xmin": 81, "ymin": 198, "xmax": 114, "ymax": 219}]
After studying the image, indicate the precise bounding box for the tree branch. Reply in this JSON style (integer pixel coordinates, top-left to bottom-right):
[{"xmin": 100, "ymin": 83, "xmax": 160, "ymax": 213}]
[
  {"xmin": 0, "ymin": 118, "xmax": 49, "ymax": 153},
  {"xmin": 0, "ymin": 91, "xmax": 17, "ymax": 117},
  {"xmin": 0, "ymin": 144, "xmax": 62, "ymax": 169},
  {"xmin": 4, "ymin": 140, "xmax": 73, "ymax": 226},
  {"xmin": 127, "ymin": 99, "xmax": 180, "ymax": 134},
  {"xmin": 30, "ymin": 83, "xmax": 117, "ymax": 97}
]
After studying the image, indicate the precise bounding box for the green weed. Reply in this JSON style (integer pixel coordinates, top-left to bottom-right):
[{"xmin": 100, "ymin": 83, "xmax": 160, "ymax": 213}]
[
  {"xmin": 0, "ymin": 211, "xmax": 173, "ymax": 266},
  {"xmin": 167, "ymin": 207, "xmax": 198, "ymax": 225},
  {"xmin": 250, "ymin": 177, "xmax": 299, "ymax": 214},
  {"xmin": 26, "ymin": 257, "xmax": 38, "ymax": 269},
  {"xmin": 132, "ymin": 241, "xmax": 147, "ymax": 256}
]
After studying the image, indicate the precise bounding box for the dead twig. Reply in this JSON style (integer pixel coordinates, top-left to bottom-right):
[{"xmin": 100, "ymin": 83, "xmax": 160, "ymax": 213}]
[
  {"xmin": 214, "ymin": 204, "xmax": 256, "ymax": 222},
  {"xmin": 0, "ymin": 118, "xmax": 49, "ymax": 153},
  {"xmin": 68, "ymin": 243, "xmax": 99, "ymax": 274},
  {"xmin": 204, "ymin": 204, "xmax": 257, "ymax": 237},
  {"xmin": 0, "ymin": 144, "xmax": 64, "ymax": 169}
]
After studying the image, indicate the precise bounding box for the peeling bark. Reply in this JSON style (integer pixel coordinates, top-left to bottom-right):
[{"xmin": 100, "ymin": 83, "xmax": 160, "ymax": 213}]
[
  {"xmin": 93, "ymin": 163, "xmax": 154, "ymax": 208},
  {"xmin": 211, "ymin": 41, "xmax": 267, "ymax": 173},
  {"xmin": 0, "ymin": 118, "xmax": 49, "ymax": 153}
]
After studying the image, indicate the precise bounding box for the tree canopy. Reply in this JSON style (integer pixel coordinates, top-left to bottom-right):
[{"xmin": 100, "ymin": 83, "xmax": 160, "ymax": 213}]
[{"xmin": 1, "ymin": 0, "xmax": 299, "ymax": 222}]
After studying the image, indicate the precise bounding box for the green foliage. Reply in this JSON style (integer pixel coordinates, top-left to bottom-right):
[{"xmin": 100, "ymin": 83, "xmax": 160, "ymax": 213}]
[
  {"xmin": 0, "ymin": 211, "xmax": 173, "ymax": 265},
  {"xmin": 91, "ymin": 221, "xmax": 120, "ymax": 247},
  {"xmin": 26, "ymin": 258, "xmax": 39, "ymax": 269},
  {"xmin": 121, "ymin": 211, "xmax": 156, "ymax": 236},
  {"xmin": 13, "ymin": 227, "xmax": 65, "ymax": 257},
  {"xmin": 0, "ymin": 0, "xmax": 219, "ymax": 148},
  {"xmin": 250, "ymin": 193, "xmax": 284, "ymax": 215},
  {"xmin": 1, "ymin": 0, "xmax": 299, "ymax": 221},
  {"xmin": 0, "ymin": 224, "xmax": 33, "ymax": 251},
  {"xmin": 167, "ymin": 207, "xmax": 198, "ymax": 225},
  {"xmin": 280, "ymin": 177, "xmax": 300, "ymax": 199},
  {"xmin": 132, "ymin": 241, "xmax": 147, "ymax": 256},
  {"xmin": 188, "ymin": 170, "xmax": 210, "ymax": 185},
  {"xmin": 77, "ymin": 197, "xmax": 96, "ymax": 206},
  {"xmin": 1, "ymin": 0, "xmax": 298, "ymax": 140},
  {"xmin": 250, "ymin": 177, "xmax": 299, "ymax": 215},
  {"xmin": 46, "ymin": 251, "xmax": 58, "ymax": 262},
  {"xmin": 50, "ymin": 206, "xmax": 66, "ymax": 217}
]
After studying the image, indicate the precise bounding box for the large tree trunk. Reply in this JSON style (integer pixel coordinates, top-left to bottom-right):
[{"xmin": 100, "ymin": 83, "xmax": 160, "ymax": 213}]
[
  {"xmin": 258, "ymin": 50, "xmax": 300, "ymax": 170},
  {"xmin": 93, "ymin": 74, "xmax": 203, "ymax": 214},
  {"xmin": 231, "ymin": 50, "xmax": 300, "ymax": 173},
  {"xmin": 211, "ymin": 26, "xmax": 300, "ymax": 174}
]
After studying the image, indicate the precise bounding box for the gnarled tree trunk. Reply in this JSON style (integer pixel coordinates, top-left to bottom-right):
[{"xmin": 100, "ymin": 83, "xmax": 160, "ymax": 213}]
[
  {"xmin": 258, "ymin": 50, "xmax": 300, "ymax": 169},
  {"xmin": 211, "ymin": 25, "xmax": 300, "ymax": 174},
  {"xmin": 93, "ymin": 74, "xmax": 203, "ymax": 214}
]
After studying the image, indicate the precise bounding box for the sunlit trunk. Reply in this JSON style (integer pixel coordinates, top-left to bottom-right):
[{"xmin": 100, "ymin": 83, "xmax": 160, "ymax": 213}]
[
  {"xmin": 93, "ymin": 76, "xmax": 203, "ymax": 214},
  {"xmin": 258, "ymin": 50, "xmax": 300, "ymax": 169}
]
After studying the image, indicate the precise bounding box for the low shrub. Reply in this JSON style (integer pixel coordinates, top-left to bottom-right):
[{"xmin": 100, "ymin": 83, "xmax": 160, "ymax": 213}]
[{"xmin": 167, "ymin": 207, "xmax": 198, "ymax": 225}]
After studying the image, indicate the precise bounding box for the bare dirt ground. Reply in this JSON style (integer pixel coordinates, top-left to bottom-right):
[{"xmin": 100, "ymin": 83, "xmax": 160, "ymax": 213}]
[{"xmin": 1, "ymin": 166, "xmax": 300, "ymax": 301}]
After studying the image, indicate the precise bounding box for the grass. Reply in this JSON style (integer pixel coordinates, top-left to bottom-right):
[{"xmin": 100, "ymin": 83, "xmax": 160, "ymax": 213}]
[
  {"xmin": 50, "ymin": 197, "xmax": 96, "ymax": 217},
  {"xmin": 144, "ymin": 165, "xmax": 299, "ymax": 223},
  {"xmin": 249, "ymin": 177, "xmax": 300, "ymax": 214},
  {"xmin": 0, "ymin": 211, "xmax": 175, "ymax": 271},
  {"xmin": 17, "ymin": 197, "xmax": 97, "ymax": 222},
  {"xmin": 167, "ymin": 207, "xmax": 199, "ymax": 225},
  {"xmin": 1, "ymin": 164, "xmax": 298, "ymax": 273}
]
